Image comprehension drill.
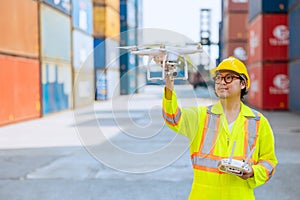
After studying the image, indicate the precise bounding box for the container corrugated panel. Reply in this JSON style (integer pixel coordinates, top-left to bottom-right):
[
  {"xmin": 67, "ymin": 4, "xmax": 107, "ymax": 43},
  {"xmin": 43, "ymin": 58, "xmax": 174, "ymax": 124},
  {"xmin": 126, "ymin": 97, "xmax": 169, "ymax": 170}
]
[
  {"xmin": 0, "ymin": 55, "xmax": 40, "ymax": 126},
  {"xmin": 94, "ymin": 38, "xmax": 120, "ymax": 69},
  {"xmin": 289, "ymin": 0, "xmax": 300, "ymax": 9},
  {"xmin": 120, "ymin": 68, "xmax": 137, "ymax": 95},
  {"xmin": 120, "ymin": 29, "xmax": 137, "ymax": 46},
  {"xmin": 222, "ymin": 12, "xmax": 248, "ymax": 42},
  {"xmin": 92, "ymin": 0, "xmax": 120, "ymax": 12},
  {"xmin": 42, "ymin": 0, "xmax": 71, "ymax": 15},
  {"xmin": 42, "ymin": 60, "xmax": 72, "ymax": 114},
  {"xmin": 222, "ymin": 41, "xmax": 248, "ymax": 64},
  {"xmin": 289, "ymin": 5, "xmax": 300, "ymax": 61},
  {"xmin": 95, "ymin": 69, "xmax": 107, "ymax": 100},
  {"xmin": 248, "ymin": 63, "xmax": 289, "ymax": 110},
  {"xmin": 223, "ymin": 0, "xmax": 248, "ymax": 12},
  {"xmin": 41, "ymin": 4, "xmax": 71, "ymax": 62},
  {"xmin": 248, "ymin": 14, "xmax": 288, "ymax": 64},
  {"xmin": 289, "ymin": 60, "xmax": 300, "ymax": 112},
  {"xmin": 72, "ymin": 0, "xmax": 93, "ymax": 34},
  {"xmin": 120, "ymin": 0, "xmax": 136, "ymax": 32},
  {"xmin": 0, "ymin": 0, "xmax": 39, "ymax": 58},
  {"xmin": 73, "ymin": 29, "xmax": 94, "ymax": 70},
  {"xmin": 73, "ymin": 71, "xmax": 95, "ymax": 107},
  {"xmin": 249, "ymin": 0, "xmax": 287, "ymax": 22},
  {"xmin": 106, "ymin": 68, "xmax": 120, "ymax": 99},
  {"xmin": 93, "ymin": 5, "xmax": 120, "ymax": 41},
  {"xmin": 136, "ymin": 0, "xmax": 143, "ymax": 27}
]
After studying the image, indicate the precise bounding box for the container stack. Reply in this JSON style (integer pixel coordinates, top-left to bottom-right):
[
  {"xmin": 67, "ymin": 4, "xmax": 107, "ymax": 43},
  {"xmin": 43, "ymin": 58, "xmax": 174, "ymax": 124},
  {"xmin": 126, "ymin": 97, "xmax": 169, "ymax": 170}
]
[
  {"xmin": 40, "ymin": 0, "xmax": 73, "ymax": 114},
  {"xmin": 93, "ymin": 0, "xmax": 120, "ymax": 100},
  {"xmin": 247, "ymin": 0, "xmax": 289, "ymax": 110},
  {"xmin": 288, "ymin": 0, "xmax": 300, "ymax": 112},
  {"xmin": 120, "ymin": 0, "xmax": 138, "ymax": 95},
  {"xmin": 72, "ymin": 0, "xmax": 95, "ymax": 108},
  {"xmin": 220, "ymin": 0, "xmax": 249, "ymax": 64},
  {"xmin": 0, "ymin": 0, "xmax": 41, "ymax": 126}
]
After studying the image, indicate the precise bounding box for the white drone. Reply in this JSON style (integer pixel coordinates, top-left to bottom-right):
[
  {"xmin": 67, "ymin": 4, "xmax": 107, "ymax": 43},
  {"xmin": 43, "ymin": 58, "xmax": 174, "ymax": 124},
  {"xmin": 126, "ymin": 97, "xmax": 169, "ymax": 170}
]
[{"xmin": 118, "ymin": 43, "xmax": 203, "ymax": 80}]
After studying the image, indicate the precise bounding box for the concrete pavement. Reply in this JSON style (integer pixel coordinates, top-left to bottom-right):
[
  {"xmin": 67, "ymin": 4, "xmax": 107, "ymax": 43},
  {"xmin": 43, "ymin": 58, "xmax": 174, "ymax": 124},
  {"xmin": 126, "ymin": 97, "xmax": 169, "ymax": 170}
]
[{"xmin": 0, "ymin": 85, "xmax": 300, "ymax": 200}]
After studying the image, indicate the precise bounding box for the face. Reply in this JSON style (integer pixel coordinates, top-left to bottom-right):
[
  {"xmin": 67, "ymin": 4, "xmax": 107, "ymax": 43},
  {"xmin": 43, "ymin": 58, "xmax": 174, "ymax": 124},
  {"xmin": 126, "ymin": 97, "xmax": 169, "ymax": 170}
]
[{"xmin": 214, "ymin": 71, "xmax": 246, "ymax": 99}]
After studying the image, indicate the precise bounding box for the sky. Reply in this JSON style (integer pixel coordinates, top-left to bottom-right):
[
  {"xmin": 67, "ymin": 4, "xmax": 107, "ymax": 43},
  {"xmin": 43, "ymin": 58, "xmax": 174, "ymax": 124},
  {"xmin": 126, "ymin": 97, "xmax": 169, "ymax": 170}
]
[{"xmin": 142, "ymin": 0, "xmax": 222, "ymax": 64}]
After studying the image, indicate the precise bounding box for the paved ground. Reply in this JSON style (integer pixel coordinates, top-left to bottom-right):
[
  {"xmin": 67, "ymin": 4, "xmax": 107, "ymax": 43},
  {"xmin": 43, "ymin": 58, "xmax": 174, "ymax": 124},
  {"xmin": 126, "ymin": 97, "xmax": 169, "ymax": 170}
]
[{"xmin": 0, "ymin": 85, "xmax": 300, "ymax": 200}]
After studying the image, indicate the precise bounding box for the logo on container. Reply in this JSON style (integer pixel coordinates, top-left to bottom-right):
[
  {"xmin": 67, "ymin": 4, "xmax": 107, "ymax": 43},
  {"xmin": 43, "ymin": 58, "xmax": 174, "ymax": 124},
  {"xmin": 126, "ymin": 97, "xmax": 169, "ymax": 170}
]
[
  {"xmin": 269, "ymin": 25, "xmax": 289, "ymax": 46},
  {"xmin": 269, "ymin": 74, "xmax": 289, "ymax": 94},
  {"xmin": 250, "ymin": 31, "xmax": 259, "ymax": 56},
  {"xmin": 233, "ymin": 47, "xmax": 247, "ymax": 61}
]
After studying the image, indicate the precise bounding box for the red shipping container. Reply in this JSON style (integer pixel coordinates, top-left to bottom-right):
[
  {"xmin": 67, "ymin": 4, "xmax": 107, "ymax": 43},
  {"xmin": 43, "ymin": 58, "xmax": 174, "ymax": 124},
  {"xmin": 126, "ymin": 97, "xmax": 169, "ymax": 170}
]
[
  {"xmin": 224, "ymin": 0, "xmax": 248, "ymax": 12},
  {"xmin": 247, "ymin": 63, "xmax": 289, "ymax": 110},
  {"xmin": 223, "ymin": 12, "xmax": 248, "ymax": 42},
  {"xmin": 0, "ymin": 55, "xmax": 41, "ymax": 126},
  {"xmin": 248, "ymin": 14, "xmax": 289, "ymax": 64},
  {"xmin": 222, "ymin": 41, "xmax": 248, "ymax": 64}
]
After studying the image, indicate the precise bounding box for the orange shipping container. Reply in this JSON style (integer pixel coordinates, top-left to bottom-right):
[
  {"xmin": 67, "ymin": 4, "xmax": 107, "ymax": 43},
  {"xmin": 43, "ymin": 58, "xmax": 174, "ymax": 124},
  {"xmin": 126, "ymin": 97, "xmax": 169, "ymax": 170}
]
[
  {"xmin": 93, "ymin": 5, "xmax": 120, "ymax": 41},
  {"xmin": 0, "ymin": 55, "xmax": 41, "ymax": 126},
  {"xmin": 0, "ymin": 0, "xmax": 39, "ymax": 58},
  {"xmin": 222, "ymin": 12, "xmax": 248, "ymax": 42},
  {"xmin": 93, "ymin": 0, "xmax": 120, "ymax": 12}
]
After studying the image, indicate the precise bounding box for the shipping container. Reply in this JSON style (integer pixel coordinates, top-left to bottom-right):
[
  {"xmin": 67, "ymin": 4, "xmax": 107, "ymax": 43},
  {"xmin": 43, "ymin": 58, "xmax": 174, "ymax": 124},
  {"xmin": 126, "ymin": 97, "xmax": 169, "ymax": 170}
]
[
  {"xmin": 288, "ymin": 5, "xmax": 300, "ymax": 61},
  {"xmin": 42, "ymin": 60, "xmax": 72, "ymax": 114},
  {"xmin": 221, "ymin": 41, "xmax": 248, "ymax": 63},
  {"xmin": 0, "ymin": 55, "xmax": 40, "ymax": 126},
  {"xmin": 222, "ymin": 12, "xmax": 248, "ymax": 42},
  {"xmin": 0, "ymin": 0, "xmax": 39, "ymax": 58},
  {"xmin": 94, "ymin": 38, "xmax": 120, "ymax": 69},
  {"xmin": 40, "ymin": 4, "xmax": 71, "ymax": 62},
  {"xmin": 92, "ymin": 0, "xmax": 120, "ymax": 12},
  {"xmin": 223, "ymin": 0, "xmax": 248, "ymax": 12},
  {"xmin": 95, "ymin": 69, "xmax": 107, "ymax": 100},
  {"xmin": 120, "ymin": 28, "xmax": 137, "ymax": 46},
  {"xmin": 289, "ymin": 60, "xmax": 300, "ymax": 112},
  {"xmin": 249, "ymin": 0, "xmax": 287, "ymax": 22},
  {"xmin": 73, "ymin": 71, "xmax": 95, "ymax": 107},
  {"xmin": 106, "ymin": 68, "xmax": 120, "ymax": 99},
  {"xmin": 289, "ymin": 0, "xmax": 300, "ymax": 10},
  {"xmin": 248, "ymin": 14, "xmax": 288, "ymax": 64},
  {"xmin": 42, "ymin": 0, "xmax": 71, "ymax": 15},
  {"xmin": 73, "ymin": 29, "xmax": 94, "ymax": 70},
  {"xmin": 247, "ymin": 63, "xmax": 289, "ymax": 110},
  {"xmin": 120, "ymin": 68, "xmax": 137, "ymax": 95},
  {"xmin": 72, "ymin": 0, "xmax": 93, "ymax": 34},
  {"xmin": 120, "ymin": 0, "xmax": 137, "ymax": 32},
  {"xmin": 93, "ymin": 5, "xmax": 120, "ymax": 41}
]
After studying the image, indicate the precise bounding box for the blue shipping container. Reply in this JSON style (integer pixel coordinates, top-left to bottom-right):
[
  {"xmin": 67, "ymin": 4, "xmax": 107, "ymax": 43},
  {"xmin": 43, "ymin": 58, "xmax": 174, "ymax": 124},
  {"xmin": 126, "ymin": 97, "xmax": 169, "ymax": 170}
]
[
  {"xmin": 94, "ymin": 38, "xmax": 120, "ymax": 69},
  {"xmin": 73, "ymin": 29, "xmax": 94, "ymax": 70},
  {"xmin": 95, "ymin": 69, "xmax": 107, "ymax": 100},
  {"xmin": 41, "ymin": 4, "xmax": 71, "ymax": 62},
  {"xmin": 120, "ymin": 68, "xmax": 137, "ymax": 95},
  {"xmin": 289, "ymin": 60, "xmax": 300, "ymax": 112},
  {"xmin": 42, "ymin": 0, "xmax": 71, "ymax": 15},
  {"xmin": 120, "ymin": 0, "xmax": 136, "ymax": 32},
  {"xmin": 42, "ymin": 61, "xmax": 72, "ymax": 114},
  {"xmin": 249, "ymin": 0, "xmax": 288, "ymax": 22},
  {"xmin": 289, "ymin": 0, "xmax": 300, "ymax": 9},
  {"xmin": 289, "ymin": 5, "xmax": 300, "ymax": 60},
  {"xmin": 72, "ymin": 0, "xmax": 93, "ymax": 34}
]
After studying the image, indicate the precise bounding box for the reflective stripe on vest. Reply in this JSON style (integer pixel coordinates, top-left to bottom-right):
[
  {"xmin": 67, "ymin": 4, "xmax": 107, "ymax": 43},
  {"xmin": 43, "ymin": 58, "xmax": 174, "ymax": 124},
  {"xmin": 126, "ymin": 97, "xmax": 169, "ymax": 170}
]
[
  {"xmin": 258, "ymin": 160, "xmax": 275, "ymax": 180},
  {"xmin": 191, "ymin": 106, "xmax": 260, "ymax": 173},
  {"xmin": 162, "ymin": 107, "xmax": 182, "ymax": 126}
]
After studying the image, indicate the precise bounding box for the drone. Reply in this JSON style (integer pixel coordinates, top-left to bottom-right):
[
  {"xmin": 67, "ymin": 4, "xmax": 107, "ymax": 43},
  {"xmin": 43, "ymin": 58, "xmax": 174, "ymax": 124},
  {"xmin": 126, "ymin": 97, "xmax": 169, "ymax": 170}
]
[
  {"xmin": 118, "ymin": 43, "xmax": 203, "ymax": 81},
  {"xmin": 218, "ymin": 141, "xmax": 256, "ymax": 176}
]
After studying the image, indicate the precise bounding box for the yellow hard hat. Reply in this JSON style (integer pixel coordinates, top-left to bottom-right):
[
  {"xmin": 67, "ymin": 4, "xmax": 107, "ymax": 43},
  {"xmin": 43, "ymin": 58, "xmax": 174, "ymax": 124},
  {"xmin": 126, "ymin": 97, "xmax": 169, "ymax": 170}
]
[{"xmin": 211, "ymin": 56, "xmax": 250, "ymax": 89}]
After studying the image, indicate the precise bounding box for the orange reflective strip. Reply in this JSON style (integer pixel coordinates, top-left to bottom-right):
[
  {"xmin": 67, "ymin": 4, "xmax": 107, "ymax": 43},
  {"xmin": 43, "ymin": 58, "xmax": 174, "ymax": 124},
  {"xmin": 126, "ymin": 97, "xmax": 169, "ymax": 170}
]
[
  {"xmin": 198, "ymin": 112, "xmax": 210, "ymax": 153},
  {"xmin": 210, "ymin": 117, "xmax": 220, "ymax": 154},
  {"xmin": 252, "ymin": 119, "xmax": 260, "ymax": 150},
  {"xmin": 162, "ymin": 106, "xmax": 179, "ymax": 118},
  {"xmin": 193, "ymin": 164, "xmax": 222, "ymax": 174}
]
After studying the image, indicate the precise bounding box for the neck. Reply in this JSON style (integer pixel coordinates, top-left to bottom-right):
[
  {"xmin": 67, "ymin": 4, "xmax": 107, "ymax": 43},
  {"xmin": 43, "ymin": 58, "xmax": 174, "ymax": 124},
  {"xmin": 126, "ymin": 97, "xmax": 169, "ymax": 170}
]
[{"xmin": 220, "ymin": 98, "xmax": 241, "ymax": 112}]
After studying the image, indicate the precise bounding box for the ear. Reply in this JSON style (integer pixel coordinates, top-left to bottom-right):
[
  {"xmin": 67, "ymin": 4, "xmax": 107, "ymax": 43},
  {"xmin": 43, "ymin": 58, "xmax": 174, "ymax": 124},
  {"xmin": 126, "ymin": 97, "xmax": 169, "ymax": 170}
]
[{"xmin": 241, "ymin": 80, "xmax": 246, "ymax": 89}]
